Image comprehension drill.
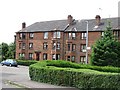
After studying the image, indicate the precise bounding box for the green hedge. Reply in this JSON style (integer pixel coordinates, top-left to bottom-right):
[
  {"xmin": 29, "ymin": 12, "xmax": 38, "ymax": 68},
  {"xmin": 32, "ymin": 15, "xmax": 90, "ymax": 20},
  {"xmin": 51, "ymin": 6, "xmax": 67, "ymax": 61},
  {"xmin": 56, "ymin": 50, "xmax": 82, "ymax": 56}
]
[
  {"xmin": 46, "ymin": 60, "xmax": 120, "ymax": 73},
  {"xmin": 29, "ymin": 60, "xmax": 120, "ymax": 89},
  {"xmin": 17, "ymin": 60, "xmax": 38, "ymax": 66}
]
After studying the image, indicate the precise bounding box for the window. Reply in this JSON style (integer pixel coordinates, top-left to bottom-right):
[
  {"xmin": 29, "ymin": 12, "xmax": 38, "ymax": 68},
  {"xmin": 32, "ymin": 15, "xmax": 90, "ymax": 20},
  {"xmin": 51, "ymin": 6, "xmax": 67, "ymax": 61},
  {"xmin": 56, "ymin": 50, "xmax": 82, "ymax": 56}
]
[
  {"xmin": 72, "ymin": 33, "xmax": 76, "ymax": 39},
  {"xmin": 19, "ymin": 53, "xmax": 25, "ymax": 59},
  {"xmin": 81, "ymin": 44, "xmax": 86, "ymax": 52},
  {"xmin": 29, "ymin": 33, "xmax": 34, "ymax": 39},
  {"xmin": 53, "ymin": 31, "xmax": 61, "ymax": 38},
  {"xmin": 113, "ymin": 31, "xmax": 119, "ymax": 38},
  {"xmin": 52, "ymin": 42, "xmax": 56, "ymax": 50},
  {"xmin": 57, "ymin": 42, "xmax": 60, "ymax": 50},
  {"xmin": 68, "ymin": 32, "xmax": 76, "ymax": 39},
  {"xmin": 19, "ymin": 43, "xmax": 21, "ymax": 49},
  {"xmin": 68, "ymin": 44, "xmax": 71, "ymax": 51},
  {"xmin": 29, "ymin": 43, "xmax": 33, "ymax": 49},
  {"xmin": 43, "ymin": 42, "xmax": 48, "ymax": 50},
  {"xmin": 101, "ymin": 32, "xmax": 104, "ymax": 37},
  {"xmin": 22, "ymin": 43, "xmax": 25, "ymax": 49},
  {"xmin": 72, "ymin": 44, "xmax": 76, "ymax": 51},
  {"xmin": 68, "ymin": 33, "xmax": 72, "ymax": 39},
  {"xmin": 19, "ymin": 33, "xmax": 26, "ymax": 39},
  {"xmin": 67, "ymin": 56, "xmax": 70, "ymax": 61},
  {"xmin": 52, "ymin": 54, "xmax": 60, "ymax": 60},
  {"xmin": 52, "ymin": 42, "xmax": 60, "ymax": 50},
  {"xmin": 43, "ymin": 53, "xmax": 47, "ymax": 60},
  {"xmin": 29, "ymin": 53, "xmax": 33, "ymax": 60},
  {"xmin": 52, "ymin": 54, "xmax": 56, "ymax": 60},
  {"xmin": 44, "ymin": 32, "xmax": 48, "ymax": 39},
  {"xmin": 71, "ymin": 56, "xmax": 75, "ymax": 62},
  {"xmin": 81, "ymin": 32, "xmax": 86, "ymax": 39},
  {"xmin": 80, "ymin": 56, "xmax": 86, "ymax": 63}
]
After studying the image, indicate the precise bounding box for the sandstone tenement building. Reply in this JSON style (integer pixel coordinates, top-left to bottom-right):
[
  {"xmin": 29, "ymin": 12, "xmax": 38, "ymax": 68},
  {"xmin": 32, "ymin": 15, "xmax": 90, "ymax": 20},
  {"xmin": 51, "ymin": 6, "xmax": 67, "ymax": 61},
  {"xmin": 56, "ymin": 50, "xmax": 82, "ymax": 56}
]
[{"xmin": 15, "ymin": 15, "xmax": 120, "ymax": 63}]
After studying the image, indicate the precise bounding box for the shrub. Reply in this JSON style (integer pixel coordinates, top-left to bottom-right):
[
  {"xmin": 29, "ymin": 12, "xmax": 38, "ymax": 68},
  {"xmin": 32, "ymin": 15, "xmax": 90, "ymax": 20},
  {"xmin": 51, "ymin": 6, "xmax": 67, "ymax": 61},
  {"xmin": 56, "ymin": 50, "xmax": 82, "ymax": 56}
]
[
  {"xmin": 29, "ymin": 60, "xmax": 120, "ymax": 89},
  {"xmin": 17, "ymin": 60, "xmax": 38, "ymax": 66}
]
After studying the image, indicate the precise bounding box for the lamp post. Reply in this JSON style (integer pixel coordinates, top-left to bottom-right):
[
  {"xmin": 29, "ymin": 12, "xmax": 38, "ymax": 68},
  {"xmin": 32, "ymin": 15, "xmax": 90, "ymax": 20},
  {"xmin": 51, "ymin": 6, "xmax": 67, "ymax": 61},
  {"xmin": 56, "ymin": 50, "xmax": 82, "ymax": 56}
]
[{"xmin": 85, "ymin": 21, "xmax": 88, "ymax": 64}]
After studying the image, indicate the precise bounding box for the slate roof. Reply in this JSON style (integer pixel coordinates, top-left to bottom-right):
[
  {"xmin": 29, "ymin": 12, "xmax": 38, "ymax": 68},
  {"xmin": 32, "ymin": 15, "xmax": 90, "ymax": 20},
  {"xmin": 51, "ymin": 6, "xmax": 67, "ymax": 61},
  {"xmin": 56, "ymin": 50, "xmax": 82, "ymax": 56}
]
[{"xmin": 17, "ymin": 17, "xmax": 120, "ymax": 33}]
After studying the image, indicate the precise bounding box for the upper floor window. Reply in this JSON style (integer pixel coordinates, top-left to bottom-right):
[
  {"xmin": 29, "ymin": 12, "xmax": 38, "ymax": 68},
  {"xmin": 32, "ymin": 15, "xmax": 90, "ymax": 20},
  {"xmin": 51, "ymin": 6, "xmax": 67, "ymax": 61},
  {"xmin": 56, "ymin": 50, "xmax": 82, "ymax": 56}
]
[
  {"xmin": 52, "ymin": 42, "xmax": 60, "ymax": 50},
  {"xmin": 68, "ymin": 32, "xmax": 76, "ymax": 39},
  {"xmin": 29, "ymin": 43, "xmax": 33, "ymax": 49},
  {"xmin": 81, "ymin": 32, "xmax": 86, "ymax": 39},
  {"xmin": 22, "ymin": 43, "xmax": 25, "ymax": 49},
  {"xmin": 72, "ymin": 44, "xmax": 76, "ymax": 51},
  {"xmin": 68, "ymin": 43, "xmax": 71, "ymax": 51},
  {"xmin": 43, "ymin": 42, "xmax": 48, "ymax": 50},
  {"xmin": 113, "ymin": 31, "xmax": 119, "ymax": 38},
  {"xmin": 57, "ymin": 42, "xmax": 60, "ymax": 50},
  {"xmin": 81, "ymin": 44, "xmax": 86, "ymax": 52},
  {"xmin": 101, "ymin": 32, "xmax": 104, "ymax": 37},
  {"xmin": 44, "ymin": 32, "xmax": 48, "ymax": 39},
  {"xmin": 19, "ymin": 43, "xmax": 21, "ymax": 49},
  {"xmin": 19, "ymin": 33, "xmax": 26, "ymax": 39},
  {"xmin": 29, "ymin": 33, "xmax": 34, "ymax": 39},
  {"xmin": 53, "ymin": 31, "xmax": 60, "ymax": 38}
]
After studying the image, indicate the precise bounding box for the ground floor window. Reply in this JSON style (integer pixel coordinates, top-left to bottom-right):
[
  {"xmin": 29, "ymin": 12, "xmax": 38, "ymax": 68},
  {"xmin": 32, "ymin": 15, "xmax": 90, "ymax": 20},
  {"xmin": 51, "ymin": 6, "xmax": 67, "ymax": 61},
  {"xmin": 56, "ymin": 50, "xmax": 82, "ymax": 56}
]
[
  {"xmin": 43, "ymin": 53, "xmax": 47, "ymax": 60},
  {"xmin": 29, "ymin": 53, "xmax": 33, "ymax": 60},
  {"xmin": 52, "ymin": 54, "xmax": 60, "ymax": 60},
  {"xmin": 19, "ymin": 53, "xmax": 25, "ymax": 59},
  {"xmin": 80, "ymin": 56, "xmax": 86, "ymax": 63},
  {"xmin": 71, "ymin": 56, "xmax": 75, "ymax": 62}
]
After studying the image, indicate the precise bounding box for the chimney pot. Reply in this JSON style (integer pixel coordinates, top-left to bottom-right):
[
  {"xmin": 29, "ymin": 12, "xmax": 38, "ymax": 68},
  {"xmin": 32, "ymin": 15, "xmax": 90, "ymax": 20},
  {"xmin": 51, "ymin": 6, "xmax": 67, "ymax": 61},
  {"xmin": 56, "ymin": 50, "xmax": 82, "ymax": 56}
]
[
  {"xmin": 22, "ymin": 22, "xmax": 26, "ymax": 29},
  {"xmin": 67, "ymin": 15, "xmax": 73, "ymax": 25},
  {"xmin": 95, "ymin": 15, "xmax": 101, "ymax": 26}
]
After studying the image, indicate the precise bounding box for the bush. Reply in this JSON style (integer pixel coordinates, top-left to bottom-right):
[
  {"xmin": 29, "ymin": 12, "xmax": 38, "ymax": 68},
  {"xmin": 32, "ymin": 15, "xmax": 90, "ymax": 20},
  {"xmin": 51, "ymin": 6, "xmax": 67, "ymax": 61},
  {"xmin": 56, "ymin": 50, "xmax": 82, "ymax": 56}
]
[
  {"xmin": 29, "ymin": 60, "xmax": 120, "ymax": 89},
  {"xmin": 17, "ymin": 60, "xmax": 38, "ymax": 66}
]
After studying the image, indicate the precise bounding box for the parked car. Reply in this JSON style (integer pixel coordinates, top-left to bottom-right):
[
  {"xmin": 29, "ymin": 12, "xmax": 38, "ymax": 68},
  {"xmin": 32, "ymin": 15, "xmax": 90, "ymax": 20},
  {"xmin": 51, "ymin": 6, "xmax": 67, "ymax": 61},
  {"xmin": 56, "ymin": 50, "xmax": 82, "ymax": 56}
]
[{"xmin": 1, "ymin": 59, "xmax": 18, "ymax": 67}]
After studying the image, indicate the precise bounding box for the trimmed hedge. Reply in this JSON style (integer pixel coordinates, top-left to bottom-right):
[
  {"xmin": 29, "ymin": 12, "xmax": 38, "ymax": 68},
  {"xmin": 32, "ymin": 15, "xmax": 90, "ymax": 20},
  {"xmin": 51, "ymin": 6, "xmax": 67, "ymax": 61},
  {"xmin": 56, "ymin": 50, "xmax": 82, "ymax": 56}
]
[
  {"xmin": 17, "ymin": 60, "xmax": 38, "ymax": 66},
  {"xmin": 46, "ymin": 60, "xmax": 120, "ymax": 73},
  {"xmin": 29, "ymin": 60, "xmax": 120, "ymax": 89}
]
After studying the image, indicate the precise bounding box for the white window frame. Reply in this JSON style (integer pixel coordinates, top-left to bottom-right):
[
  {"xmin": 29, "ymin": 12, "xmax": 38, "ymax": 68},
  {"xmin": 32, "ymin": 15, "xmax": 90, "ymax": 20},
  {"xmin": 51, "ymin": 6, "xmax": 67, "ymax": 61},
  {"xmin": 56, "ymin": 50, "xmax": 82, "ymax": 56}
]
[
  {"xmin": 44, "ymin": 32, "xmax": 48, "ymax": 39},
  {"xmin": 81, "ymin": 44, "xmax": 86, "ymax": 52},
  {"xmin": 81, "ymin": 32, "xmax": 86, "ymax": 39}
]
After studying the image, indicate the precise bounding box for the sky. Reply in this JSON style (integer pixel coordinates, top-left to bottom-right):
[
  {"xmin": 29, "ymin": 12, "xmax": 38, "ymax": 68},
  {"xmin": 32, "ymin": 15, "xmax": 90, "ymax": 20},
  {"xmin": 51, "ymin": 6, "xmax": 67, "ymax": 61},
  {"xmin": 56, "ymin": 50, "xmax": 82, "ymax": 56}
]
[{"xmin": 0, "ymin": 0, "xmax": 119, "ymax": 44}]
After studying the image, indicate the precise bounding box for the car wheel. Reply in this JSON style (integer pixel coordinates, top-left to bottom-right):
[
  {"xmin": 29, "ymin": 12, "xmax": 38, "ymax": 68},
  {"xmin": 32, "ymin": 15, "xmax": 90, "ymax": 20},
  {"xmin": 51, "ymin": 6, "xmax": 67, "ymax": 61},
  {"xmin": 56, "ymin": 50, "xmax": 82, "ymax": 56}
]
[
  {"xmin": 9, "ymin": 63, "xmax": 12, "ymax": 67},
  {"xmin": 1, "ymin": 64, "xmax": 4, "ymax": 66}
]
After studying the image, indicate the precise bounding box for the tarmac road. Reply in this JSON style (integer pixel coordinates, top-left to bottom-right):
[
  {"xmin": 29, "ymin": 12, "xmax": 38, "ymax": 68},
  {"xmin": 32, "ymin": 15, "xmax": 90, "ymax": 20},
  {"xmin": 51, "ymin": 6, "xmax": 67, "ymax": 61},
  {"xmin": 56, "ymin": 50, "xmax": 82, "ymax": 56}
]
[{"xmin": 0, "ymin": 65, "xmax": 78, "ymax": 90}]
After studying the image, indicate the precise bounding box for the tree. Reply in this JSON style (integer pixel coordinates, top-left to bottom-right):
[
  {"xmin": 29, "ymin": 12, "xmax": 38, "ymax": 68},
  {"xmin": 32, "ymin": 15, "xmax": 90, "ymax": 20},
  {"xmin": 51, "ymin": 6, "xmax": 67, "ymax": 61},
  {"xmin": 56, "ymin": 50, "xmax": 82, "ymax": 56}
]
[
  {"xmin": 6, "ymin": 43, "xmax": 16, "ymax": 59},
  {"xmin": 1, "ymin": 42, "xmax": 9, "ymax": 60},
  {"xmin": 90, "ymin": 22, "xmax": 120, "ymax": 67}
]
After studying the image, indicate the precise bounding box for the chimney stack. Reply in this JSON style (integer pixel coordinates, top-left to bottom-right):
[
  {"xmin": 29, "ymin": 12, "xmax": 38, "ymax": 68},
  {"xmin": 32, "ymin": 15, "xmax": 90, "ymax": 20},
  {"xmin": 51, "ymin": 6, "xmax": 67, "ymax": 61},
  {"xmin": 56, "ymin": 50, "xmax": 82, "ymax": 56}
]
[
  {"xmin": 95, "ymin": 15, "xmax": 101, "ymax": 26},
  {"xmin": 22, "ymin": 22, "xmax": 26, "ymax": 29},
  {"xmin": 67, "ymin": 15, "xmax": 73, "ymax": 25}
]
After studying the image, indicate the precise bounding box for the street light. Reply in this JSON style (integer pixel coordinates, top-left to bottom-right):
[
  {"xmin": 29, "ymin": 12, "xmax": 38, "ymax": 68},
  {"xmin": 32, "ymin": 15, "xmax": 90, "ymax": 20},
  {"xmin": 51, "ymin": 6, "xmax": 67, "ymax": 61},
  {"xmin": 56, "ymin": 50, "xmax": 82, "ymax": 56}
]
[{"xmin": 85, "ymin": 21, "xmax": 88, "ymax": 64}]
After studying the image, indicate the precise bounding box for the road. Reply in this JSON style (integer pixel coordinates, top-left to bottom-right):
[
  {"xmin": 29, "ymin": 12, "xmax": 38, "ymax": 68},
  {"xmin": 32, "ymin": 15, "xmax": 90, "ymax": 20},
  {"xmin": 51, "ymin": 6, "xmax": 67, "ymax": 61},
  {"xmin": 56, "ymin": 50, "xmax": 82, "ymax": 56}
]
[
  {"xmin": 0, "ymin": 65, "xmax": 29, "ymax": 89},
  {"xmin": 0, "ymin": 65, "xmax": 78, "ymax": 90}
]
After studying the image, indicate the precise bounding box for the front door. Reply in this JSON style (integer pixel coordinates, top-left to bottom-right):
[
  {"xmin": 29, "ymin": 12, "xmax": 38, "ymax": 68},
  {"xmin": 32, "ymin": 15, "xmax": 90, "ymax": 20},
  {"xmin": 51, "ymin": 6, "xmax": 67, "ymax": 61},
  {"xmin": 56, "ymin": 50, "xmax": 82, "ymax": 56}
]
[{"xmin": 36, "ymin": 53, "xmax": 40, "ymax": 60}]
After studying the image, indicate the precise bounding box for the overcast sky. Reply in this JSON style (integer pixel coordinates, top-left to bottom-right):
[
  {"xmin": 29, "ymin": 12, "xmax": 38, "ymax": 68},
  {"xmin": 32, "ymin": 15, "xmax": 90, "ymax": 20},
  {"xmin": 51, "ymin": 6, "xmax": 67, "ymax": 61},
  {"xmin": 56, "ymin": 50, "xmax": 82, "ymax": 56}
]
[{"xmin": 0, "ymin": 0, "xmax": 119, "ymax": 44}]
